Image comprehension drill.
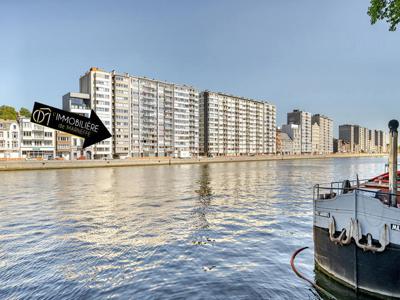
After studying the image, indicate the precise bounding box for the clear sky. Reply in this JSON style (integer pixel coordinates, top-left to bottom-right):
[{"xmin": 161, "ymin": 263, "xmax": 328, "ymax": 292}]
[{"xmin": 1, "ymin": 0, "xmax": 399, "ymax": 135}]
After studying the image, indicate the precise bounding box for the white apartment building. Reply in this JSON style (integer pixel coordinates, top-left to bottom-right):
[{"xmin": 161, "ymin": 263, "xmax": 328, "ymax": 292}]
[
  {"xmin": 0, "ymin": 119, "xmax": 20, "ymax": 159},
  {"xmin": 281, "ymin": 124, "xmax": 301, "ymax": 154},
  {"xmin": 311, "ymin": 114, "xmax": 333, "ymax": 154},
  {"xmin": 200, "ymin": 91, "xmax": 276, "ymax": 156},
  {"xmin": 109, "ymin": 71, "xmax": 199, "ymax": 158},
  {"xmin": 80, "ymin": 68, "xmax": 113, "ymax": 159},
  {"xmin": 287, "ymin": 109, "xmax": 312, "ymax": 154},
  {"xmin": 69, "ymin": 68, "xmax": 200, "ymax": 158},
  {"xmin": 19, "ymin": 117, "xmax": 56, "ymax": 159}
]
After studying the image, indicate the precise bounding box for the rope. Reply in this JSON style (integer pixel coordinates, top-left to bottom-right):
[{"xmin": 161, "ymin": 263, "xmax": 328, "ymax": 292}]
[{"xmin": 290, "ymin": 246, "xmax": 337, "ymax": 300}]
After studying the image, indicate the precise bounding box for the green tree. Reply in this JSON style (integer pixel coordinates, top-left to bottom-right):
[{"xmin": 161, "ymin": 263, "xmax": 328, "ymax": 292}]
[
  {"xmin": 368, "ymin": 0, "xmax": 400, "ymax": 31},
  {"xmin": 19, "ymin": 107, "xmax": 31, "ymax": 118},
  {"xmin": 0, "ymin": 105, "xmax": 17, "ymax": 120}
]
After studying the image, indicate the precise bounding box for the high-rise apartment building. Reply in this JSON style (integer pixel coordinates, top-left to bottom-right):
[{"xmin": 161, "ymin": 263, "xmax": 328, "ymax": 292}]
[
  {"xmin": 200, "ymin": 91, "xmax": 276, "ymax": 156},
  {"xmin": 311, "ymin": 114, "xmax": 333, "ymax": 154},
  {"xmin": 68, "ymin": 68, "xmax": 199, "ymax": 158},
  {"xmin": 109, "ymin": 71, "xmax": 199, "ymax": 158},
  {"xmin": 79, "ymin": 68, "xmax": 113, "ymax": 159},
  {"xmin": 287, "ymin": 109, "xmax": 312, "ymax": 154}
]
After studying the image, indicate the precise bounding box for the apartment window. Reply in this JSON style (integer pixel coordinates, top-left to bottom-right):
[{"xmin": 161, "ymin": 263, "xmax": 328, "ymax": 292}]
[
  {"xmin": 44, "ymin": 132, "xmax": 52, "ymax": 137},
  {"xmin": 96, "ymin": 87, "xmax": 110, "ymax": 92},
  {"xmin": 23, "ymin": 131, "xmax": 31, "ymax": 137}
]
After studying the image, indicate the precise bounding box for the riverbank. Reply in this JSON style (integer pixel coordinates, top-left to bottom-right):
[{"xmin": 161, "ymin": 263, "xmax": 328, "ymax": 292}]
[{"xmin": 0, "ymin": 153, "xmax": 387, "ymax": 171}]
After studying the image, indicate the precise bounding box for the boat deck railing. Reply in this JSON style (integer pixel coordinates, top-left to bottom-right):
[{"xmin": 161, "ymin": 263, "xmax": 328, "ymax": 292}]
[{"xmin": 313, "ymin": 180, "xmax": 398, "ymax": 205}]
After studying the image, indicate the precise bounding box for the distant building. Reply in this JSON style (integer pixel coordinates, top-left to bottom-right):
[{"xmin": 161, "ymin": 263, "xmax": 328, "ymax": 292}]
[
  {"xmin": 200, "ymin": 91, "xmax": 276, "ymax": 156},
  {"xmin": 333, "ymin": 138, "xmax": 351, "ymax": 153},
  {"xmin": 281, "ymin": 124, "xmax": 301, "ymax": 154},
  {"xmin": 333, "ymin": 138, "xmax": 338, "ymax": 153},
  {"xmin": 0, "ymin": 119, "xmax": 20, "ymax": 159},
  {"xmin": 63, "ymin": 92, "xmax": 93, "ymax": 159},
  {"xmin": 311, "ymin": 122, "xmax": 320, "ymax": 154},
  {"xmin": 312, "ymin": 114, "xmax": 333, "ymax": 154},
  {"xmin": 277, "ymin": 130, "xmax": 293, "ymax": 155},
  {"xmin": 19, "ymin": 117, "xmax": 55, "ymax": 159},
  {"xmin": 339, "ymin": 124, "xmax": 387, "ymax": 153},
  {"xmin": 287, "ymin": 109, "xmax": 312, "ymax": 154},
  {"xmin": 339, "ymin": 124, "xmax": 356, "ymax": 152},
  {"xmin": 55, "ymin": 131, "xmax": 72, "ymax": 160},
  {"xmin": 369, "ymin": 129, "xmax": 376, "ymax": 153}
]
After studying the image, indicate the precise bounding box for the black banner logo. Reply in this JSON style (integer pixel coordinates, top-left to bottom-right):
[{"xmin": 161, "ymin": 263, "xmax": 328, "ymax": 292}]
[{"xmin": 31, "ymin": 102, "xmax": 111, "ymax": 148}]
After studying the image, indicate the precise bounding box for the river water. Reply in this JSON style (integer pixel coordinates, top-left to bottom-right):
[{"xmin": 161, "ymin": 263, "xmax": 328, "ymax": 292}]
[{"xmin": 0, "ymin": 157, "xmax": 387, "ymax": 299}]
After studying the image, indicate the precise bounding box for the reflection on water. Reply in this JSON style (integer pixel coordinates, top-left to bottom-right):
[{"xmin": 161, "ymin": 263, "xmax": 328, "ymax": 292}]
[
  {"xmin": 315, "ymin": 268, "xmax": 377, "ymax": 300},
  {"xmin": 0, "ymin": 157, "xmax": 387, "ymax": 299},
  {"xmin": 194, "ymin": 164, "xmax": 213, "ymax": 230}
]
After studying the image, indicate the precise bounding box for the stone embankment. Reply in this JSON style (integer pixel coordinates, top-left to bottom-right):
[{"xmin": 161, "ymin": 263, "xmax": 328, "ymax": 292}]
[{"xmin": 0, "ymin": 153, "xmax": 387, "ymax": 172}]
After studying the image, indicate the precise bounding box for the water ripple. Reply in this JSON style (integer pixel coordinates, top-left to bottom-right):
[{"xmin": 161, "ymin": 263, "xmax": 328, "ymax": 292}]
[{"xmin": 0, "ymin": 157, "xmax": 386, "ymax": 299}]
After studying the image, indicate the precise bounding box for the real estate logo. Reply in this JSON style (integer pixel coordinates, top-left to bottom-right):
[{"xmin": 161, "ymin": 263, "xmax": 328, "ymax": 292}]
[
  {"xmin": 31, "ymin": 102, "xmax": 111, "ymax": 148},
  {"xmin": 32, "ymin": 107, "xmax": 52, "ymax": 126}
]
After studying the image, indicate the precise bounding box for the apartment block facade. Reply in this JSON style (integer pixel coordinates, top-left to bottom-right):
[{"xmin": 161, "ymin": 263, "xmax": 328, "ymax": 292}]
[
  {"xmin": 311, "ymin": 114, "xmax": 333, "ymax": 154},
  {"xmin": 287, "ymin": 109, "xmax": 312, "ymax": 154},
  {"xmin": 69, "ymin": 68, "xmax": 199, "ymax": 158},
  {"xmin": 79, "ymin": 68, "xmax": 113, "ymax": 158},
  {"xmin": 109, "ymin": 71, "xmax": 199, "ymax": 158},
  {"xmin": 199, "ymin": 91, "xmax": 276, "ymax": 156}
]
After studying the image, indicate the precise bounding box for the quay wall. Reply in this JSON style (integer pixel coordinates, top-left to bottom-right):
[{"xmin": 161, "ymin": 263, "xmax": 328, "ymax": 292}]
[{"xmin": 0, "ymin": 153, "xmax": 387, "ymax": 172}]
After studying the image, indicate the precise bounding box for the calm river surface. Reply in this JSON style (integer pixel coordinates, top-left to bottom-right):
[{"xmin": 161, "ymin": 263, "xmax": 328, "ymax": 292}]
[{"xmin": 0, "ymin": 157, "xmax": 387, "ymax": 299}]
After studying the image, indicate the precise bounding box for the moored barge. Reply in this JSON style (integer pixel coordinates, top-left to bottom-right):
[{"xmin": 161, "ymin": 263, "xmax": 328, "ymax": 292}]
[{"xmin": 313, "ymin": 120, "xmax": 400, "ymax": 298}]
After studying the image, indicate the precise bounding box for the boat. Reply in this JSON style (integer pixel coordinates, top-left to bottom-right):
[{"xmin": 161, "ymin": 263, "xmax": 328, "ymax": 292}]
[{"xmin": 313, "ymin": 120, "xmax": 400, "ymax": 299}]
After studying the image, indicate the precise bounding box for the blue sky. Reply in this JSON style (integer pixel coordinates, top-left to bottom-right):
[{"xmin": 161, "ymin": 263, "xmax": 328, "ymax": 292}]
[{"xmin": 1, "ymin": 0, "xmax": 399, "ymax": 135}]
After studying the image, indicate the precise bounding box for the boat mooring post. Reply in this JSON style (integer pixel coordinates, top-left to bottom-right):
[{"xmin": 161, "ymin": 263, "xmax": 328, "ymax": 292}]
[{"xmin": 388, "ymin": 119, "xmax": 399, "ymax": 207}]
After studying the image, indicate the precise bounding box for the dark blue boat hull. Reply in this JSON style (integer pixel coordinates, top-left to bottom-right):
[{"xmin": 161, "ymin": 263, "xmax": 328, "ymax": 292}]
[{"xmin": 314, "ymin": 226, "xmax": 400, "ymax": 299}]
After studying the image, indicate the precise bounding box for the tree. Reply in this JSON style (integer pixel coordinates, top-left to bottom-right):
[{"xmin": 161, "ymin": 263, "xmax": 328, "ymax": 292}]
[
  {"xmin": 0, "ymin": 105, "xmax": 17, "ymax": 120},
  {"xmin": 368, "ymin": 0, "xmax": 400, "ymax": 31},
  {"xmin": 19, "ymin": 107, "xmax": 31, "ymax": 118}
]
